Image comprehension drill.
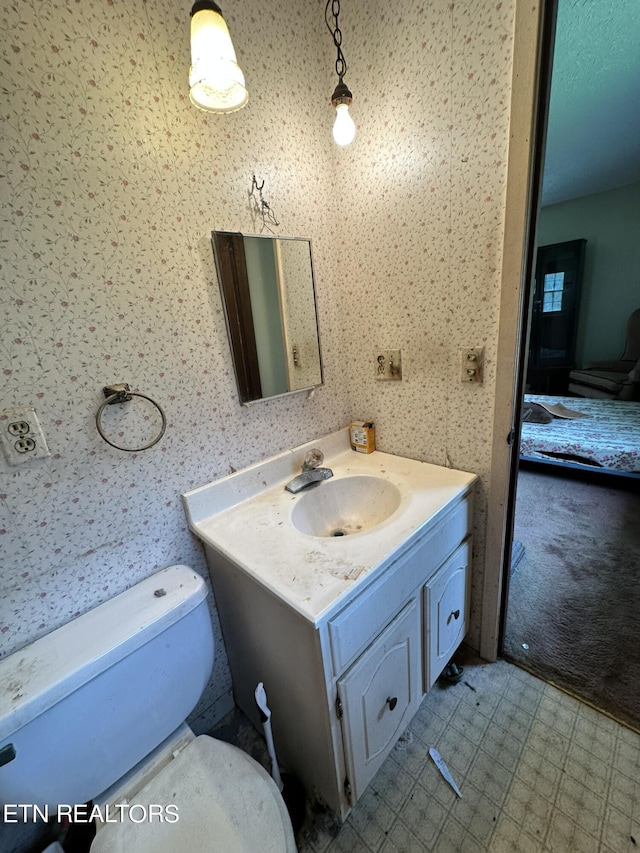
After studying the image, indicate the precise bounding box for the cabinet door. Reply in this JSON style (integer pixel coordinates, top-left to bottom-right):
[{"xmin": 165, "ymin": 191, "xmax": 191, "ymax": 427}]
[
  {"xmin": 337, "ymin": 599, "xmax": 420, "ymax": 804},
  {"xmin": 424, "ymin": 538, "xmax": 471, "ymax": 689}
]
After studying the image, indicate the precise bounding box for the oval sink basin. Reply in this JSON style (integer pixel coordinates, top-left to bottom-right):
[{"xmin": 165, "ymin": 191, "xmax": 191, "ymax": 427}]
[{"xmin": 291, "ymin": 476, "xmax": 402, "ymax": 538}]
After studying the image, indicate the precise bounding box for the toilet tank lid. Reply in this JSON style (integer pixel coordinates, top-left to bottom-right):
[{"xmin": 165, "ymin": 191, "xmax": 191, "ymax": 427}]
[{"xmin": 0, "ymin": 566, "xmax": 208, "ymax": 741}]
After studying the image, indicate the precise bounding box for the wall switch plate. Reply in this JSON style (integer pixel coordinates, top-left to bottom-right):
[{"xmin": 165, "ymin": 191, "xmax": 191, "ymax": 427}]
[
  {"xmin": 375, "ymin": 349, "xmax": 402, "ymax": 381},
  {"xmin": 461, "ymin": 347, "xmax": 484, "ymax": 383},
  {"xmin": 0, "ymin": 406, "xmax": 51, "ymax": 466}
]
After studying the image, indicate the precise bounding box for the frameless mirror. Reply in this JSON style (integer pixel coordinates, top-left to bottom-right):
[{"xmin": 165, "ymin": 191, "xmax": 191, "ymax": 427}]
[{"xmin": 212, "ymin": 232, "xmax": 323, "ymax": 404}]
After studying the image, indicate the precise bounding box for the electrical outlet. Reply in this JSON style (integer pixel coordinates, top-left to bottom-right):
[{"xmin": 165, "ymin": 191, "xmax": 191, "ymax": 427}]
[
  {"xmin": 375, "ymin": 349, "xmax": 402, "ymax": 380},
  {"xmin": 8, "ymin": 421, "xmax": 30, "ymax": 436},
  {"xmin": 461, "ymin": 347, "xmax": 484, "ymax": 383},
  {"xmin": 0, "ymin": 406, "xmax": 51, "ymax": 466}
]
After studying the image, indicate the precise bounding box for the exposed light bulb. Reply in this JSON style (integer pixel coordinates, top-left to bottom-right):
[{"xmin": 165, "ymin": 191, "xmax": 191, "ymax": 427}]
[
  {"xmin": 333, "ymin": 103, "xmax": 356, "ymax": 146},
  {"xmin": 189, "ymin": 2, "xmax": 248, "ymax": 113}
]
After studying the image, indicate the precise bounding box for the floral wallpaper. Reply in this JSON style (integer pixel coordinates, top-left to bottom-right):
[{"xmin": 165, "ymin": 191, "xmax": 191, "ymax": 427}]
[
  {"xmin": 0, "ymin": 0, "xmax": 349, "ymax": 729},
  {"xmin": 334, "ymin": 0, "xmax": 515, "ymax": 646},
  {"xmin": 1, "ymin": 0, "xmax": 517, "ymax": 735}
]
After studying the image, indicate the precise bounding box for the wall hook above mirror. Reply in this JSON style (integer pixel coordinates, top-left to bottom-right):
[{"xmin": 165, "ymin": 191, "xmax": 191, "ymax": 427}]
[{"xmin": 250, "ymin": 175, "xmax": 280, "ymax": 233}]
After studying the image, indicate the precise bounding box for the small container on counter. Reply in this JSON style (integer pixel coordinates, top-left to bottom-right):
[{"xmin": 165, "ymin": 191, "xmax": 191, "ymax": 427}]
[{"xmin": 349, "ymin": 421, "xmax": 375, "ymax": 453}]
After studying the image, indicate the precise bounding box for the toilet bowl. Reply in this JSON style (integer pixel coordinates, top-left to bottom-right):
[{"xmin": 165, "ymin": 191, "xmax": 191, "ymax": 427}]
[
  {"xmin": 0, "ymin": 566, "xmax": 296, "ymax": 852},
  {"xmin": 91, "ymin": 729, "xmax": 295, "ymax": 852}
]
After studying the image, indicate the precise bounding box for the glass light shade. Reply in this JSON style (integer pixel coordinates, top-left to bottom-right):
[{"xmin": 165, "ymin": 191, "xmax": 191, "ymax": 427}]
[
  {"xmin": 189, "ymin": 6, "xmax": 248, "ymax": 113},
  {"xmin": 332, "ymin": 103, "xmax": 356, "ymax": 146}
]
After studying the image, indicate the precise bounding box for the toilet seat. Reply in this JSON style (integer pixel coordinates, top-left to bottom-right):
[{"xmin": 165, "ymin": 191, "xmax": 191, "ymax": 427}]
[{"xmin": 90, "ymin": 735, "xmax": 297, "ymax": 853}]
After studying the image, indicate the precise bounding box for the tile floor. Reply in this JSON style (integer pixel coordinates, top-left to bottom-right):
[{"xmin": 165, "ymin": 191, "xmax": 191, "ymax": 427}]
[{"xmin": 221, "ymin": 654, "xmax": 640, "ymax": 853}]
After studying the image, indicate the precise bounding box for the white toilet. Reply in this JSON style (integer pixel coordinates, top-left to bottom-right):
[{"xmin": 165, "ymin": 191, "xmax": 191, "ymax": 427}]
[{"xmin": 0, "ymin": 565, "xmax": 297, "ymax": 852}]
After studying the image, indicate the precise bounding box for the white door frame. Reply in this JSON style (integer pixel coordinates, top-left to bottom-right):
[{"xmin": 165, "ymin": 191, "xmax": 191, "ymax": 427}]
[{"xmin": 481, "ymin": 0, "xmax": 555, "ymax": 660}]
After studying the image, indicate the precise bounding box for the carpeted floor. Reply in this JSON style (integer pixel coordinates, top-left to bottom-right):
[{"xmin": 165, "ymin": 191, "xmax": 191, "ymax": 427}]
[{"xmin": 503, "ymin": 464, "xmax": 640, "ymax": 731}]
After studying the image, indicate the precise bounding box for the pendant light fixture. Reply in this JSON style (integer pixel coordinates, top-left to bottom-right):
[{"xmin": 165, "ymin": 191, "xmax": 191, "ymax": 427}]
[
  {"xmin": 325, "ymin": 0, "xmax": 355, "ymax": 146},
  {"xmin": 189, "ymin": 1, "xmax": 248, "ymax": 113}
]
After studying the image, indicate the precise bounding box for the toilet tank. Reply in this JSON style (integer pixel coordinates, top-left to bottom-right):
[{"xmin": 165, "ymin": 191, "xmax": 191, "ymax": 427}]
[{"xmin": 0, "ymin": 565, "xmax": 214, "ymax": 809}]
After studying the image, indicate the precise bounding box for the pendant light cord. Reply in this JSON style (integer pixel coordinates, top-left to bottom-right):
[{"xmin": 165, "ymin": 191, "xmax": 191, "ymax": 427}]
[{"xmin": 325, "ymin": 0, "xmax": 348, "ymax": 82}]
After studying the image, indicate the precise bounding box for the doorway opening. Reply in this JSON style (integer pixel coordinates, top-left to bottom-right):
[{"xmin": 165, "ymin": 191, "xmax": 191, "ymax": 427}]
[{"xmin": 500, "ymin": 0, "xmax": 640, "ymax": 730}]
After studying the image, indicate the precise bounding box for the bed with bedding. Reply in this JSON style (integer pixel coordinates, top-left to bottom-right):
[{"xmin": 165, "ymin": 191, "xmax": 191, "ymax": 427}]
[{"xmin": 519, "ymin": 395, "xmax": 640, "ymax": 474}]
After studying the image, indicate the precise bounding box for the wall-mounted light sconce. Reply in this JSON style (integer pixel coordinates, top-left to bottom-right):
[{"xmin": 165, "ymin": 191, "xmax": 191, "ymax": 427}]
[
  {"xmin": 325, "ymin": 0, "xmax": 355, "ymax": 146},
  {"xmin": 189, "ymin": 0, "xmax": 248, "ymax": 113}
]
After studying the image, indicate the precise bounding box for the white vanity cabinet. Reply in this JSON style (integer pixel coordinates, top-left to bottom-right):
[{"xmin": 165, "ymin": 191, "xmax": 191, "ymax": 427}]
[{"xmin": 201, "ymin": 490, "xmax": 473, "ymax": 821}]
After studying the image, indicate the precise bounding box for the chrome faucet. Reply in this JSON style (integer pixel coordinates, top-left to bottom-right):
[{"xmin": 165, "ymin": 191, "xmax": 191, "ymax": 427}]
[
  {"xmin": 285, "ymin": 448, "xmax": 333, "ymax": 494},
  {"xmin": 285, "ymin": 467, "xmax": 333, "ymax": 494}
]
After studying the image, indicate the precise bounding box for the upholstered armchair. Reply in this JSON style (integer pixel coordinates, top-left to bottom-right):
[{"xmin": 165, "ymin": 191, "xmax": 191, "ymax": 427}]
[{"xmin": 568, "ymin": 308, "xmax": 640, "ymax": 401}]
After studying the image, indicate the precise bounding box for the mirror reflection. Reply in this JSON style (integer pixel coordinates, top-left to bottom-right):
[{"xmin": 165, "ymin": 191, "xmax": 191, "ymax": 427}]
[{"xmin": 212, "ymin": 232, "xmax": 323, "ymax": 404}]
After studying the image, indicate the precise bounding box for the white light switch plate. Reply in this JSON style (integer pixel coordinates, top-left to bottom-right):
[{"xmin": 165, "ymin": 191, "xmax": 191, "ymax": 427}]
[{"xmin": 460, "ymin": 347, "xmax": 484, "ymax": 383}]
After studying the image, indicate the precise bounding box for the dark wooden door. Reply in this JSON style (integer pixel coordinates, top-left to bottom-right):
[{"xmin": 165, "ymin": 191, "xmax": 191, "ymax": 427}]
[{"xmin": 527, "ymin": 238, "xmax": 586, "ymax": 393}]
